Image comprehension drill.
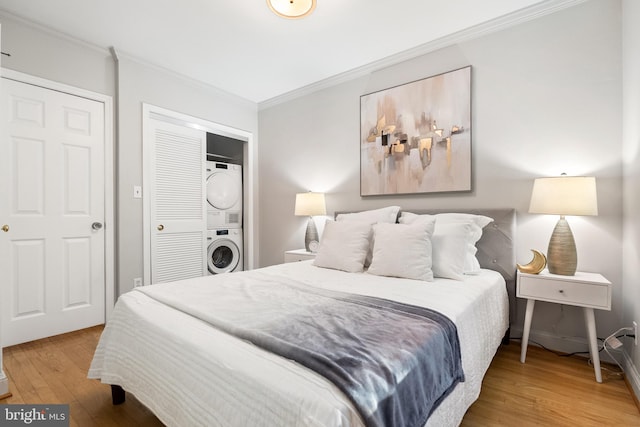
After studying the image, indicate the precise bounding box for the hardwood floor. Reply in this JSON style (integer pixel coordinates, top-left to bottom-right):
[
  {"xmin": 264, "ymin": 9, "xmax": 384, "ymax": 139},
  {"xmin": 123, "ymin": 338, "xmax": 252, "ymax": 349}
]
[
  {"xmin": 1, "ymin": 326, "xmax": 162, "ymax": 427},
  {"xmin": 462, "ymin": 343, "xmax": 640, "ymax": 426},
  {"xmin": 1, "ymin": 326, "xmax": 639, "ymax": 426}
]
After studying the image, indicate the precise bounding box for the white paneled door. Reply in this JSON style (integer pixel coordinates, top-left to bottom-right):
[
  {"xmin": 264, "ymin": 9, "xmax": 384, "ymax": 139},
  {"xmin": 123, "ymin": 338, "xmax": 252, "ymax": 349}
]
[{"xmin": 0, "ymin": 78, "xmax": 105, "ymax": 346}]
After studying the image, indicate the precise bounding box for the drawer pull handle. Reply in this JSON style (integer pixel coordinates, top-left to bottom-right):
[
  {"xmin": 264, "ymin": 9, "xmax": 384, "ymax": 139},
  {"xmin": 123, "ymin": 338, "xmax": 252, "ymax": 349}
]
[{"xmin": 559, "ymin": 289, "xmax": 564, "ymax": 294}]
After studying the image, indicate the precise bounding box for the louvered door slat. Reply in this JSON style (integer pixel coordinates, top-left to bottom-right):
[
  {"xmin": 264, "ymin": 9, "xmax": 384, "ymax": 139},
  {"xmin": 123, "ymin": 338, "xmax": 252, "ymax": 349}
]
[
  {"xmin": 149, "ymin": 120, "xmax": 206, "ymax": 283},
  {"xmin": 156, "ymin": 129, "xmax": 203, "ymax": 221},
  {"xmin": 155, "ymin": 232, "xmax": 204, "ymax": 283}
]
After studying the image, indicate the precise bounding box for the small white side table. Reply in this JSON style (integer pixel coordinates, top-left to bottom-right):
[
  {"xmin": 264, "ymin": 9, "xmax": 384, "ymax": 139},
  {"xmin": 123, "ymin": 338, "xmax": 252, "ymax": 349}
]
[
  {"xmin": 284, "ymin": 249, "xmax": 317, "ymax": 263},
  {"xmin": 517, "ymin": 270, "xmax": 612, "ymax": 383}
]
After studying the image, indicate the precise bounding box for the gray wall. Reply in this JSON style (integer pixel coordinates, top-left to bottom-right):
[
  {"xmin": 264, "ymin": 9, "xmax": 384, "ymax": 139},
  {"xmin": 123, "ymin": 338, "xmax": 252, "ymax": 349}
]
[
  {"xmin": 0, "ymin": 13, "xmax": 259, "ymax": 297},
  {"xmin": 259, "ymin": 0, "xmax": 624, "ymax": 353},
  {"xmin": 622, "ymin": 0, "xmax": 640, "ymax": 396},
  {"xmin": 115, "ymin": 56, "xmax": 258, "ymax": 294},
  {"xmin": 0, "ymin": 13, "xmax": 114, "ymax": 96}
]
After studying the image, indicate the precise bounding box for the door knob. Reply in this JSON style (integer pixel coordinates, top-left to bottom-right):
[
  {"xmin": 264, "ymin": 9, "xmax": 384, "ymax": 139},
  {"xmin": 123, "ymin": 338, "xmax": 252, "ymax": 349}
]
[
  {"xmin": 1, "ymin": 224, "xmax": 8, "ymax": 232},
  {"xmin": 157, "ymin": 224, "xmax": 164, "ymax": 231},
  {"xmin": 92, "ymin": 222, "xmax": 103, "ymax": 230}
]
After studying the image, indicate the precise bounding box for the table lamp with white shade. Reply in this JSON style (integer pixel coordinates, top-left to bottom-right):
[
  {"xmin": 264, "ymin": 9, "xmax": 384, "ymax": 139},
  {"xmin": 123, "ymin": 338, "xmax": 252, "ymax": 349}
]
[
  {"xmin": 528, "ymin": 175, "xmax": 598, "ymax": 276},
  {"xmin": 294, "ymin": 192, "xmax": 326, "ymax": 252}
]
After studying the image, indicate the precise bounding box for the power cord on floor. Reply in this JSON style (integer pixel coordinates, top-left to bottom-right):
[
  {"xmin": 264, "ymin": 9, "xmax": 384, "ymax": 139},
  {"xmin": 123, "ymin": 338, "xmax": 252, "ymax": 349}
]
[
  {"xmin": 511, "ymin": 336, "xmax": 590, "ymax": 357},
  {"xmin": 511, "ymin": 333, "xmax": 636, "ymax": 355},
  {"xmin": 597, "ymin": 327, "xmax": 635, "ymax": 378},
  {"xmin": 511, "ymin": 329, "xmax": 636, "ymax": 379}
]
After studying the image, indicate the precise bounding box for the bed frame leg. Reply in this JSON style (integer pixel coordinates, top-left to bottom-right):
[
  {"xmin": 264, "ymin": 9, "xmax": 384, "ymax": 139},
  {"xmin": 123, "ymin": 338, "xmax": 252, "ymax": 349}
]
[
  {"xmin": 501, "ymin": 327, "xmax": 511, "ymax": 345},
  {"xmin": 111, "ymin": 385, "xmax": 125, "ymax": 405}
]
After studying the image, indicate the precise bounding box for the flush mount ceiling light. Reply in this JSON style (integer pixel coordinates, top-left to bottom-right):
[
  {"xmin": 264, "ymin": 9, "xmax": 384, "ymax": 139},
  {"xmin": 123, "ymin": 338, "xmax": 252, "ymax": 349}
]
[{"xmin": 267, "ymin": 0, "xmax": 316, "ymax": 19}]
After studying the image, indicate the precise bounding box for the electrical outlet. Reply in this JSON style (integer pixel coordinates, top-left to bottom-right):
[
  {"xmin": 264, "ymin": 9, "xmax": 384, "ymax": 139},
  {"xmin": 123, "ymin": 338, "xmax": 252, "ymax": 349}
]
[
  {"xmin": 634, "ymin": 321, "xmax": 638, "ymax": 346},
  {"xmin": 606, "ymin": 336, "xmax": 623, "ymax": 349},
  {"xmin": 133, "ymin": 277, "xmax": 143, "ymax": 287}
]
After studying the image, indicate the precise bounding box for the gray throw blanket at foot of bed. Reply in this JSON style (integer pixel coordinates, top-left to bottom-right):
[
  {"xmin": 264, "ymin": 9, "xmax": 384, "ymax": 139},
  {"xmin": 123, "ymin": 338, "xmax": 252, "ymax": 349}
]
[{"xmin": 138, "ymin": 274, "xmax": 464, "ymax": 427}]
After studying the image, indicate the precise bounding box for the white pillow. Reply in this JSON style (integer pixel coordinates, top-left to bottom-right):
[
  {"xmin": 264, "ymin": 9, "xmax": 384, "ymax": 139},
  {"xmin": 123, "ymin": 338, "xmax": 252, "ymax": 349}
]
[
  {"xmin": 435, "ymin": 213, "xmax": 492, "ymax": 242},
  {"xmin": 431, "ymin": 222, "xmax": 474, "ymax": 280},
  {"xmin": 398, "ymin": 212, "xmax": 433, "ymax": 225},
  {"xmin": 462, "ymin": 243, "xmax": 482, "ymax": 275},
  {"xmin": 434, "ymin": 213, "xmax": 493, "ymax": 229},
  {"xmin": 313, "ymin": 220, "xmax": 372, "ymax": 273},
  {"xmin": 335, "ymin": 206, "xmax": 400, "ymax": 224},
  {"xmin": 336, "ymin": 206, "xmax": 401, "ymax": 266},
  {"xmin": 399, "ymin": 212, "xmax": 493, "ymax": 275},
  {"xmin": 435, "ymin": 213, "xmax": 493, "ymax": 275},
  {"xmin": 367, "ymin": 220, "xmax": 435, "ymax": 281}
]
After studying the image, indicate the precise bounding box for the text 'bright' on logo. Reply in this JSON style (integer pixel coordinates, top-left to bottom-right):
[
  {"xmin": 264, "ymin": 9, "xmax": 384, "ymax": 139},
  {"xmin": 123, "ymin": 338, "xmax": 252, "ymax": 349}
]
[{"xmin": 0, "ymin": 405, "xmax": 69, "ymax": 426}]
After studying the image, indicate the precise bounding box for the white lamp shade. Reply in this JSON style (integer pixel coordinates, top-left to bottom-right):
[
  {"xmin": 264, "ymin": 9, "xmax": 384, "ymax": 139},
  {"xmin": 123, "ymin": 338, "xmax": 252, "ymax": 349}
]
[
  {"xmin": 295, "ymin": 192, "xmax": 326, "ymax": 216},
  {"xmin": 267, "ymin": 0, "xmax": 316, "ymax": 19},
  {"xmin": 529, "ymin": 176, "xmax": 598, "ymax": 216}
]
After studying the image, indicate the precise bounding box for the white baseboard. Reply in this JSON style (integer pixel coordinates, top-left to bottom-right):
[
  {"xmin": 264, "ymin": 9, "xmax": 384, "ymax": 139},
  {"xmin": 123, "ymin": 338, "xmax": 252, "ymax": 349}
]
[{"xmin": 622, "ymin": 350, "xmax": 640, "ymax": 402}]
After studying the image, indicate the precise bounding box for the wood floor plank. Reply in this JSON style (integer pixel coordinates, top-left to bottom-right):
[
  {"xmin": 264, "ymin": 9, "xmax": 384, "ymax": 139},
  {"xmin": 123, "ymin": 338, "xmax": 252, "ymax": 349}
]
[
  {"xmin": 1, "ymin": 327, "xmax": 639, "ymax": 426},
  {"xmin": 4, "ymin": 345, "xmax": 57, "ymax": 404},
  {"xmin": 1, "ymin": 327, "xmax": 153, "ymax": 427},
  {"xmin": 462, "ymin": 342, "xmax": 640, "ymax": 426}
]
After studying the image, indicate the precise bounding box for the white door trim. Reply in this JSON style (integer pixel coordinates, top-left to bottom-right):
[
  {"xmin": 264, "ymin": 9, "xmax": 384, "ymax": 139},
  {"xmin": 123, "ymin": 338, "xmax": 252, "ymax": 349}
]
[
  {"xmin": 1, "ymin": 68, "xmax": 116, "ymax": 320},
  {"xmin": 0, "ymin": 23, "xmax": 9, "ymax": 399},
  {"xmin": 142, "ymin": 103, "xmax": 255, "ymax": 285}
]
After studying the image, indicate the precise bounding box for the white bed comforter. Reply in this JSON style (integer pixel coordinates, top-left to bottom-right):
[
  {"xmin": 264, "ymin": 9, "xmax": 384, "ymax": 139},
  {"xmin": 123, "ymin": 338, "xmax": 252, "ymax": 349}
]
[{"xmin": 89, "ymin": 262, "xmax": 508, "ymax": 427}]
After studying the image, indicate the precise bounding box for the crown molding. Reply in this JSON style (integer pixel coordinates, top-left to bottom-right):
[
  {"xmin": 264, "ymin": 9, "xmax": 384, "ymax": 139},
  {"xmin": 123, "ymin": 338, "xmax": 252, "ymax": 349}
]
[
  {"xmin": 258, "ymin": 0, "xmax": 588, "ymax": 111},
  {"xmin": 111, "ymin": 48, "xmax": 257, "ymax": 110},
  {"xmin": 1, "ymin": 0, "xmax": 589, "ymax": 112},
  {"xmin": 0, "ymin": 9, "xmax": 110, "ymax": 56},
  {"xmin": 0, "ymin": 8, "xmax": 256, "ymax": 109}
]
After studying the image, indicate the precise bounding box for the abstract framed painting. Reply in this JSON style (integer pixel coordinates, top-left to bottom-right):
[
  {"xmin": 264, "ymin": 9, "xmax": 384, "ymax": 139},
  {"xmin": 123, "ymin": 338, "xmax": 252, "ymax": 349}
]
[{"xmin": 360, "ymin": 66, "xmax": 472, "ymax": 196}]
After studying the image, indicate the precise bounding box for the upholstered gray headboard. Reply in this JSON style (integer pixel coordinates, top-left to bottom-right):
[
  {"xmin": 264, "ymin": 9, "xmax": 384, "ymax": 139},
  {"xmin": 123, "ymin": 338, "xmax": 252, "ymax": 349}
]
[{"xmin": 334, "ymin": 208, "xmax": 517, "ymax": 328}]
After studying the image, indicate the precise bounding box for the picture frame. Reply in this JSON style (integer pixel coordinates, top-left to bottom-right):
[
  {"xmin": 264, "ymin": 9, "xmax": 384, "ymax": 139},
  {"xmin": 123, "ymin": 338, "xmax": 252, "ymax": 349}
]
[{"xmin": 360, "ymin": 66, "xmax": 472, "ymax": 196}]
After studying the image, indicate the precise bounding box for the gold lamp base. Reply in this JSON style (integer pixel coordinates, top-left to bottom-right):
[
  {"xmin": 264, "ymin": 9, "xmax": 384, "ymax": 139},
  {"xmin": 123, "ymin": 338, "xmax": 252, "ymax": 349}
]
[{"xmin": 547, "ymin": 216, "xmax": 577, "ymax": 276}]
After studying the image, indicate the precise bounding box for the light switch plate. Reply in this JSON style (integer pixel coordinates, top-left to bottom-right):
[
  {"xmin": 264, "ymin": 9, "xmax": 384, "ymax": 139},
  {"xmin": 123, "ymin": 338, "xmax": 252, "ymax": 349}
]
[{"xmin": 133, "ymin": 186, "xmax": 142, "ymax": 199}]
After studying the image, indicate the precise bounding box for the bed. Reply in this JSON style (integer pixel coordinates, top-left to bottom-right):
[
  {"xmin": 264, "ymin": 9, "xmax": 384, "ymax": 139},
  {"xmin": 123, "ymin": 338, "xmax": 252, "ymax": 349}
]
[{"xmin": 89, "ymin": 208, "xmax": 516, "ymax": 427}]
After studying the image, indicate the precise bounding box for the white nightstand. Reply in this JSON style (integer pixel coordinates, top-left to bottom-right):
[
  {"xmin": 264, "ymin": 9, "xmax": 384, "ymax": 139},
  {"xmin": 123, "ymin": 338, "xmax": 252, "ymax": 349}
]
[
  {"xmin": 517, "ymin": 270, "xmax": 612, "ymax": 383},
  {"xmin": 284, "ymin": 249, "xmax": 317, "ymax": 263}
]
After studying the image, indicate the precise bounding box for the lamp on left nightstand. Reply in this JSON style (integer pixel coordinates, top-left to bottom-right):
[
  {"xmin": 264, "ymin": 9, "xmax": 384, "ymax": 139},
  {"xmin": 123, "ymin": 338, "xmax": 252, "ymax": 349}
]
[{"xmin": 294, "ymin": 192, "xmax": 326, "ymax": 252}]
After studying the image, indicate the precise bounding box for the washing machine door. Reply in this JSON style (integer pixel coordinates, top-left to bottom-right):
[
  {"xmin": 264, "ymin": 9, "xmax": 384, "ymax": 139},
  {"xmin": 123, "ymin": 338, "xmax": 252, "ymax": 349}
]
[
  {"xmin": 207, "ymin": 171, "xmax": 241, "ymax": 210},
  {"xmin": 208, "ymin": 238, "xmax": 240, "ymax": 274}
]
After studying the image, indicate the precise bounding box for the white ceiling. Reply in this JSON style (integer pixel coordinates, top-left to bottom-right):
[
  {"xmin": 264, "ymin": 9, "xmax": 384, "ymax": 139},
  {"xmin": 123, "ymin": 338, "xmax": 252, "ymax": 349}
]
[{"xmin": 0, "ymin": 0, "xmax": 571, "ymax": 104}]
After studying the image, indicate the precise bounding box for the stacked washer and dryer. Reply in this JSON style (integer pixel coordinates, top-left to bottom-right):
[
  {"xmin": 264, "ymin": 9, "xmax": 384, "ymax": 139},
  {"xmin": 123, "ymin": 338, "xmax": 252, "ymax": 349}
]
[{"xmin": 206, "ymin": 161, "xmax": 243, "ymax": 274}]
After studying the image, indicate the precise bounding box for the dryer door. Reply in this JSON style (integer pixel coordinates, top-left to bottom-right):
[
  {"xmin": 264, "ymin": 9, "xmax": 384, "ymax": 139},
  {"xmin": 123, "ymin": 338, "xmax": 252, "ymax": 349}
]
[
  {"xmin": 207, "ymin": 238, "xmax": 240, "ymax": 274},
  {"xmin": 207, "ymin": 171, "xmax": 241, "ymax": 210}
]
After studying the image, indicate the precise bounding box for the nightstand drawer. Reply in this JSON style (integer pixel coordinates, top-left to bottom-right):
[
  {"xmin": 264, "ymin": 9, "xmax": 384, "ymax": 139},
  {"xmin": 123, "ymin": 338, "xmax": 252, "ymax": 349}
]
[
  {"xmin": 284, "ymin": 249, "xmax": 317, "ymax": 263},
  {"xmin": 518, "ymin": 275, "xmax": 609, "ymax": 309}
]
